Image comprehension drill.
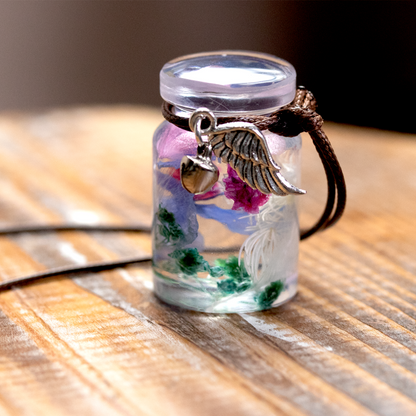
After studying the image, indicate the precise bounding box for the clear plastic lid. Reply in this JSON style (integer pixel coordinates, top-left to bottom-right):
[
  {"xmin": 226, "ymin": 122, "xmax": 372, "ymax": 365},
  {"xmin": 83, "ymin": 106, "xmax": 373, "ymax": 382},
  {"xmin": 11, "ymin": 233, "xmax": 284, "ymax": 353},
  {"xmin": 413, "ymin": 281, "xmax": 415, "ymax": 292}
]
[{"xmin": 160, "ymin": 50, "xmax": 296, "ymax": 116}]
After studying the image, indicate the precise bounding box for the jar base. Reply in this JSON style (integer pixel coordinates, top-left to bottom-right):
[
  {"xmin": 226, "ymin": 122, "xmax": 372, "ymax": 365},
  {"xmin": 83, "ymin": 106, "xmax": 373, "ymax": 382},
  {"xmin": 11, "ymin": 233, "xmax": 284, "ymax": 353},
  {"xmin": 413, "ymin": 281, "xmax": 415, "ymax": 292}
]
[{"xmin": 153, "ymin": 273, "xmax": 298, "ymax": 314}]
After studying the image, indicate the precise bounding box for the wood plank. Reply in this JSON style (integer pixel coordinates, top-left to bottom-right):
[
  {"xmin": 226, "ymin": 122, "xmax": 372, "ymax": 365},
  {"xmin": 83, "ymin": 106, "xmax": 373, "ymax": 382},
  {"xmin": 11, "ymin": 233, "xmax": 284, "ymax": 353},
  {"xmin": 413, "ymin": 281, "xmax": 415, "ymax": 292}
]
[
  {"xmin": 1, "ymin": 264, "xmax": 292, "ymax": 416},
  {"xmin": 0, "ymin": 107, "xmax": 415, "ymax": 415}
]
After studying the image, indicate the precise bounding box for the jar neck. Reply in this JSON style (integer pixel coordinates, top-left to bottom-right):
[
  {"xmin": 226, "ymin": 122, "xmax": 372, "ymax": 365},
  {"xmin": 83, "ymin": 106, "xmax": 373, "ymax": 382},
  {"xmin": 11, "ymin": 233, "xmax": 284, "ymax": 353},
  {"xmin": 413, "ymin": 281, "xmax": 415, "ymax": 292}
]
[{"xmin": 173, "ymin": 103, "xmax": 284, "ymax": 119}]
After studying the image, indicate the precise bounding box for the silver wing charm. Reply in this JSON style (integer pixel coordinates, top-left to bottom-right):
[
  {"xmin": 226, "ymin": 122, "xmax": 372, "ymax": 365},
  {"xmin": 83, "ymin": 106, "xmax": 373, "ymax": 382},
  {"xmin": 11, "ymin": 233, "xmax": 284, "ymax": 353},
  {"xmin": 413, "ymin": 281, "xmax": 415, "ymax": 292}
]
[
  {"xmin": 209, "ymin": 122, "xmax": 305, "ymax": 196},
  {"xmin": 183, "ymin": 108, "xmax": 306, "ymax": 196}
]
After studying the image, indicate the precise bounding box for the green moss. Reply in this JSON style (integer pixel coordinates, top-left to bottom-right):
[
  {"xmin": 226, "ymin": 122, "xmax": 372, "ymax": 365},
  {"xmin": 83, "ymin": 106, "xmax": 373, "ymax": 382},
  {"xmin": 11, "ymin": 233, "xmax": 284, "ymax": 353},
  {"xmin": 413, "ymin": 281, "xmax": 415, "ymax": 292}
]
[
  {"xmin": 156, "ymin": 206, "xmax": 184, "ymax": 244},
  {"xmin": 169, "ymin": 248, "xmax": 210, "ymax": 276},
  {"xmin": 216, "ymin": 256, "xmax": 251, "ymax": 295},
  {"xmin": 216, "ymin": 278, "xmax": 238, "ymax": 294},
  {"xmin": 215, "ymin": 256, "xmax": 249, "ymax": 280},
  {"xmin": 161, "ymin": 249, "xmax": 253, "ymax": 298},
  {"xmin": 209, "ymin": 266, "xmax": 224, "ymax": 278},
  {"xmin": 256, "ymin": 281, "xmax": 284, "ymax": 309},
  {"xmin": 217, "ymin": 278, "xmax": 251, "ymax": 295}
]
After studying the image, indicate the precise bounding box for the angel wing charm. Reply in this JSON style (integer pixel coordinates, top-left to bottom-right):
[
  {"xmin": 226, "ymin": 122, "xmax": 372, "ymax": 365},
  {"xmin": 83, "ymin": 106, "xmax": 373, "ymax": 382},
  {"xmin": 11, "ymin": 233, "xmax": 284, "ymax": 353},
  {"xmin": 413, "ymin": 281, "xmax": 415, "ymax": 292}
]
[
  {"xmin": 209, "ymin": 122, "xmax": 305, "ymax": 196},
  {"xmin": 183, "ymin": 108, "xmax": 305, "ymax": 197}
]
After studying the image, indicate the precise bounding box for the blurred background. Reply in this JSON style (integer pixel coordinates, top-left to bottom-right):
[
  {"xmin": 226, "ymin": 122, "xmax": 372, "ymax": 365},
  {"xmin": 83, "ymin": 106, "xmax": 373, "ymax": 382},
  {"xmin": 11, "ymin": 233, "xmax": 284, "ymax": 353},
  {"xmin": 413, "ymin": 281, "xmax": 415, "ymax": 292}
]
[{"xmin": 0, "ymin": 1, "xmax": 414, "ymax": 132}]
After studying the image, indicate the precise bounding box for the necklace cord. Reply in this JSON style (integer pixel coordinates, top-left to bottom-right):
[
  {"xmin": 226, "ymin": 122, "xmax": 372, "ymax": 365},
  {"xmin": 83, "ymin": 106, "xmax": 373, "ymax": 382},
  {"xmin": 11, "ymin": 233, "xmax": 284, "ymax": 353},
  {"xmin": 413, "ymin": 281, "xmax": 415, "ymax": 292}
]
[
  {"xmin": 0, "ymin": 256, "xmax": 152, "ymax": 292},
  {"xmin": 0, "ymin": 225, "xmax": 152, "ymax": 292}
]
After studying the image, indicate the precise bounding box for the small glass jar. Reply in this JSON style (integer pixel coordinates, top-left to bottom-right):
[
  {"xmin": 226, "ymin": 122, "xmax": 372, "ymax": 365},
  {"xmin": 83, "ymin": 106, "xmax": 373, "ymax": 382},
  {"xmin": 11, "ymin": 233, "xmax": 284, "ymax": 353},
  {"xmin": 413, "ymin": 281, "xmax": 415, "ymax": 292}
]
[{"xmin": 152, "ymin": 51, "xmax": 302, "ymax": 313}]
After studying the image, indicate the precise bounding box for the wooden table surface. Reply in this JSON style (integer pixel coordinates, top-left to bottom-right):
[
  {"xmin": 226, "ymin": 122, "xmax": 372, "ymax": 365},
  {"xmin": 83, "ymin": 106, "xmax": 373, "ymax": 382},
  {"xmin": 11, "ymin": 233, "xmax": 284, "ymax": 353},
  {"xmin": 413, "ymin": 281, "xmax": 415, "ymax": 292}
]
[{"xmin": 0, "ymin": 106, "xmax": 415, "ymax": 416}]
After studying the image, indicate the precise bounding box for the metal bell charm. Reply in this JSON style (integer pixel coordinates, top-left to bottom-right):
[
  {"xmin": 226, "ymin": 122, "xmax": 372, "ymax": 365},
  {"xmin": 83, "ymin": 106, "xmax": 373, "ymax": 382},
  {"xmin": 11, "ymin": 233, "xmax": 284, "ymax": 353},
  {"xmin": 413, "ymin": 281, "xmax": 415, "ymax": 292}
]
[{"xmin": 180, "ymin": 143, "xmax": 219, "ymax": 194}]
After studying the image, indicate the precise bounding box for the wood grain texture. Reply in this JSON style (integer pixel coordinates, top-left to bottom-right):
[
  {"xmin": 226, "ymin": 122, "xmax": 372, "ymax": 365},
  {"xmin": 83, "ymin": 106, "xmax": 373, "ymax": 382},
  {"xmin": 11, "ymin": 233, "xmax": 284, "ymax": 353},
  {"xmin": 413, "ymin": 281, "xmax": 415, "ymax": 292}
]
[{"xmin": 0, "ymin": 106, "xmax": 415, "ymax": 416}]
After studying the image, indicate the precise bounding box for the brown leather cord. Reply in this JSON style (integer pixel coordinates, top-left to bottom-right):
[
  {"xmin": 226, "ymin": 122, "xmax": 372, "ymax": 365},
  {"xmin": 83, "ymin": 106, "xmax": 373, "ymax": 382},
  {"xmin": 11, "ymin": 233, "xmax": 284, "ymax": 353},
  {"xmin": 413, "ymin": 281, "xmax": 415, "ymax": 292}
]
[
  {"xmin": 301, "ymin": 129, "xmax": 345, "ymax": 239},
  {"xmin": 162, "ymin": 87, "xmax": 346, "ymax": 240},
  {"xmin": 0, "ymin": 256, "xmax": 152, "ymax": 292},
  {"xmin": 0, "ymin": 224, "xmax": 152, "ymax": 291},
  {"xmin": 0, "ymin": 223, "xmax": 151, "ymax": 236}
]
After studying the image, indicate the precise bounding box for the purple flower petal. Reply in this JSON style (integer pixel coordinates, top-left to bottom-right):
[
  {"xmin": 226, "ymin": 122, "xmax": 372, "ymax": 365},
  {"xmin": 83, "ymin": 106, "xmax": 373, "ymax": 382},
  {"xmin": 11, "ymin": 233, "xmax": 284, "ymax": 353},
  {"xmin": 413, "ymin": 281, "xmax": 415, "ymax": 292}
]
[{"xmin": 156, "ymin": 122, "xmax": 197, "ymax": 161}]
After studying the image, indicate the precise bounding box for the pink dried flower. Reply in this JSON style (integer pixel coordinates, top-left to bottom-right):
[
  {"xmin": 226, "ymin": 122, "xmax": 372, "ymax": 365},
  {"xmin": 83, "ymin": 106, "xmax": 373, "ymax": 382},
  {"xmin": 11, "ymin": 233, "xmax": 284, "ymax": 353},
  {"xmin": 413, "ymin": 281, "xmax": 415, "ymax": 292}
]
[{"xmin": 223, "ymin": 165, "xmax": 269, "ymax": 214}]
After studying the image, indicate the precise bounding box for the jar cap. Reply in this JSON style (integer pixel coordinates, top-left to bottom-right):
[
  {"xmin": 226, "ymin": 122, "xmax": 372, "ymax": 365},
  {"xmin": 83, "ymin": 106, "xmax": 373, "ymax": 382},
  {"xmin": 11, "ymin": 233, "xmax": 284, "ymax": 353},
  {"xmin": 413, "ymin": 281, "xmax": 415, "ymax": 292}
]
[{"xmin": 160, "ymin": 50, "xmax": 296, "ymax": 116}]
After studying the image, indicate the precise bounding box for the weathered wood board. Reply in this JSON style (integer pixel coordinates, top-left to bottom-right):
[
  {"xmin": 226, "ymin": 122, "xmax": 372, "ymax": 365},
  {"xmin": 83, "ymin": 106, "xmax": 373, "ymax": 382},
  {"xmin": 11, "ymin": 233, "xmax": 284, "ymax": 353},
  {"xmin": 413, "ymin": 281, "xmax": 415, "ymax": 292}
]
[{"xmin": 0, "ymin": 106, "xmax": 415, "ymax": 416}]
